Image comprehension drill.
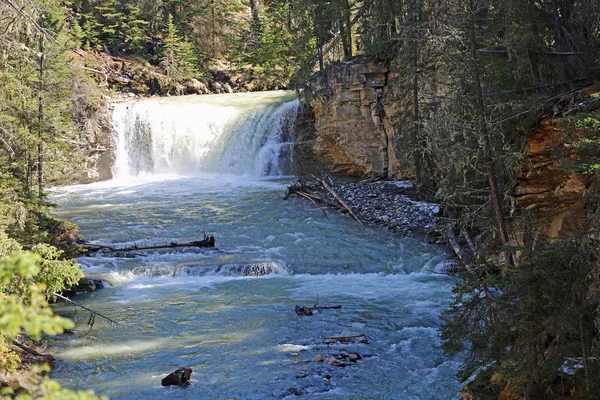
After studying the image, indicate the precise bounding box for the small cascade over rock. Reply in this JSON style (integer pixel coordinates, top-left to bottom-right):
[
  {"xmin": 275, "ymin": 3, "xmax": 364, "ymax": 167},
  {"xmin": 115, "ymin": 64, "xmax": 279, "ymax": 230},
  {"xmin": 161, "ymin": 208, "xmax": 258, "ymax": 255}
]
[
  {"xmin": 130, "ymin": 262, "xmax": 287, "ymax": 278},
  {"xmin": 111, "ymin": 91, "xmax": 299, "ymax": 178}
]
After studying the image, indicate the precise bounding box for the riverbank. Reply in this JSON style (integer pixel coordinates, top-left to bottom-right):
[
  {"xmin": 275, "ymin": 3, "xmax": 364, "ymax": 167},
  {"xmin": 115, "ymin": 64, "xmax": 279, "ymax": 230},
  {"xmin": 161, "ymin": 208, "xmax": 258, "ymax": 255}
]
[{"xmin": 286, "ymin": 179, "xmax": 441, "ymax": 236}]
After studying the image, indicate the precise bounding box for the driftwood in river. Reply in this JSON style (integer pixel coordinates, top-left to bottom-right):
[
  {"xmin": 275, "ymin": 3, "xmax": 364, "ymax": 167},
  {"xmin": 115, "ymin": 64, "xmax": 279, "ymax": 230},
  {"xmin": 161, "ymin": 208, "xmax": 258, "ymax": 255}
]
[
  {"xmin": 324, "ymin": 334, "xmax": 368, "ymax": 344},
  {"xmin": 53, "ymin": 292, "xmax": 120, "ymax": 327},
  {"xmin": 314, "ymin": 175, "xmax": 364, "ymax": 226},
  {"xmin": 295, "ymin": 295, "xmax": 342, "ymax": 316},
  {"xmin": 284, "ymin": 175, "xmax": 364, "ymax": 225},
  {"xmin": 81, "ymin": 235, "xmax": 216, "ymax": 255}
]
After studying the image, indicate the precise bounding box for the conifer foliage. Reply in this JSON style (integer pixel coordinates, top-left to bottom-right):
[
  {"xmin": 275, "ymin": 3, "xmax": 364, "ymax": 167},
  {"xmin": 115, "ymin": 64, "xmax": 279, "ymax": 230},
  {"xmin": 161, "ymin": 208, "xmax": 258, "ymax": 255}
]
[
  {"xmin": 0, "ymin": 1, "xmax": 102, "ymax": 397},
  {"xmin": 160, "ymin": 14, "xmax": 199, "ymax": 85}
]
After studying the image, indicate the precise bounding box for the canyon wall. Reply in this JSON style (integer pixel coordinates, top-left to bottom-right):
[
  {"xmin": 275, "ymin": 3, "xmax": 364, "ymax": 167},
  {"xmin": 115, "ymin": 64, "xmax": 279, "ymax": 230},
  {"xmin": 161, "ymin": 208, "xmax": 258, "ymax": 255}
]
[
  {"xmin": 292, "ymin": 58, "xmax": 413, "ymax": 179},
  {"xmin": 294, "ymin": 58, "xmax": 596, "ymax": 239},
  {"xmin": 515, "ymin": 116, "xmax": 594, "ymax": 238}
]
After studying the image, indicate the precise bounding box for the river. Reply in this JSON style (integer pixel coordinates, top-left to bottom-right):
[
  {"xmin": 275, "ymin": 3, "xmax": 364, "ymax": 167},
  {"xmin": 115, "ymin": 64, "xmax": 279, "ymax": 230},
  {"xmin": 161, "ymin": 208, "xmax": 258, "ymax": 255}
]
[{"xmin": 49, "ymin": 91, "xmax": 461, "ymax": 399}]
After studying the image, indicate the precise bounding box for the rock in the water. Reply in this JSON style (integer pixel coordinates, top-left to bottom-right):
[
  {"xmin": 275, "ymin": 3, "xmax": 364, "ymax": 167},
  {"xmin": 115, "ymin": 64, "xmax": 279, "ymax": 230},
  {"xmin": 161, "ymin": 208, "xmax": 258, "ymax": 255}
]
[
  {"xmin": 63, "ymin": 278, "xmax": 105, "ymax": 296},
  {"xmin": 324, "ymin": 357, "xmax": 338, "ymax": 365},
  {"xmin": 294, "ymin": 305, "xmax": 313, "ymax": 316},
  {"xmin": 161, "ymin": 367, "xmax": 192, "ymax": 387}
]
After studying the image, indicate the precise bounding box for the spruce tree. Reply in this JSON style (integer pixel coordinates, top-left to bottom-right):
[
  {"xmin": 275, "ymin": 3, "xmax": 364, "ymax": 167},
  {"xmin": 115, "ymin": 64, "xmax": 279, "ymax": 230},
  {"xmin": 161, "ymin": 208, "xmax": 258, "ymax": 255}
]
[{"xmin": 160, "ymin": 14, "xmax": 199, "ymax": 83}]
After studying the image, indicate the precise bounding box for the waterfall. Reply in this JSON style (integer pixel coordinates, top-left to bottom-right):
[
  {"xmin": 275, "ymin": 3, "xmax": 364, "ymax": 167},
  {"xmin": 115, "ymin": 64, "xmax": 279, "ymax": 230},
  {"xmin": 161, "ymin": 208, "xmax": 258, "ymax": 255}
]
[{"xmin": 111, "ymin": 91, "xmax": 299, "ymax": 178}]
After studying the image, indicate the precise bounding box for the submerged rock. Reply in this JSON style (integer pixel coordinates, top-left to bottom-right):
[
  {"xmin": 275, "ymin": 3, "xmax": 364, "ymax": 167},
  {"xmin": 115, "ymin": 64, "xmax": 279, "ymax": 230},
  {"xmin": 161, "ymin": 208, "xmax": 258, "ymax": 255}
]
[
  {"xmin": 161, "ymin": 367, "xmax": 192, "ymax": 387},
  {"xmin": 346, "ymin": 352, "xmax": 362, "ymax": 363}
]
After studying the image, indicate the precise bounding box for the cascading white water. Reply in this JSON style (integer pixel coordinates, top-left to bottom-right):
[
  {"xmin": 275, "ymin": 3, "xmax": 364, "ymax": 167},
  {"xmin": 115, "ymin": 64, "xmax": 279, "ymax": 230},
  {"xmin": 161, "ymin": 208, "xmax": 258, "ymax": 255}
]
[{"xmin": 112, "ymin": 91, "xmax": 299, "ymax": 178}]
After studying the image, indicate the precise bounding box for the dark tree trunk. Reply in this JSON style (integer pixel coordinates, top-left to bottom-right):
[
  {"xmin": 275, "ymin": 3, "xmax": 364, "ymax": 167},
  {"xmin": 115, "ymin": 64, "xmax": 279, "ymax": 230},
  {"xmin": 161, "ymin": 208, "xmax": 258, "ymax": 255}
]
[
  {"xmin": 468, "ymin": 0, "xmax": 514, "ymax": 266},
  {"xmin": 313, "ymin": 8, "xmax": 324, "ymax": 71},
  {"xmin": 250, "ymin": 0, "xmax": 260, "ymax": 27},
  {"xmin": 412, "ymin": 0, "xmax": 422, "ymax": 187},
  {"xmin": 552, "ymin": 0, "xmax": 566, "ymax": 80},
  {"xmin": 37, "ymin": 33, "xmax": 44, "ymax": 199},
  {"xmin": 340, "ymin": 0, "xmax": 353, "ymax": 59}
]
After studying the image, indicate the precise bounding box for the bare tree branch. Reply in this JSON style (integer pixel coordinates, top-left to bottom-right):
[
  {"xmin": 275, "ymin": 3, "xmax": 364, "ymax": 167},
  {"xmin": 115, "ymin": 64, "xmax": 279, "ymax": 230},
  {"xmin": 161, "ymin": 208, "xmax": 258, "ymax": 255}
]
[{"xmin": 53, "ymin": 292, "xmax": 120, "ymax": 327}]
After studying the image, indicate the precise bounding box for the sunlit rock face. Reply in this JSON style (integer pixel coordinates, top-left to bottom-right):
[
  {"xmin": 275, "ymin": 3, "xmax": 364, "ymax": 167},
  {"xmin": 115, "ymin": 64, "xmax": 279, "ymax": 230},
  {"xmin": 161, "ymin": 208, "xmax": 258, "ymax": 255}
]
[
  {"xmin": 515, "ymin": 116, "xmax": 593, "ymax": 238},
  {"xmin": 293, "ymin": 58, "xmax": 413, "ymax": 179}
]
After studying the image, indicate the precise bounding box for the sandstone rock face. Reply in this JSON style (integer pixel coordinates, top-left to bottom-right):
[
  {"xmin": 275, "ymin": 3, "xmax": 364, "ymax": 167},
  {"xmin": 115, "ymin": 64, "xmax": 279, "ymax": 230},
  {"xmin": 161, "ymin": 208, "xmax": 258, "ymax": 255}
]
[
  {"xmin": 49, "ymin": 96, "xmax": 114, "ymax": 185},
  {"xmin": 515, "ymin": 116, "xmax": 593, "ymax": 238},
  {"xmin": 293, "ymin": 58, "xmax": 412, "ymax": 179},
  {"xmin": 76, "ymin": 101, "xmax": 114, "ymax": 184}
]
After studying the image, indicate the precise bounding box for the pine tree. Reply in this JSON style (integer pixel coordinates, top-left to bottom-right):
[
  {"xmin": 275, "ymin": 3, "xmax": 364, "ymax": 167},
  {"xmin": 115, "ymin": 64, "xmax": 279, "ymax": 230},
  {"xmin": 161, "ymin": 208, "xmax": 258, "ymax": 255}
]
[{"xmin": 160, "ymin": 14, "xmax": 199, "ymax": 83}]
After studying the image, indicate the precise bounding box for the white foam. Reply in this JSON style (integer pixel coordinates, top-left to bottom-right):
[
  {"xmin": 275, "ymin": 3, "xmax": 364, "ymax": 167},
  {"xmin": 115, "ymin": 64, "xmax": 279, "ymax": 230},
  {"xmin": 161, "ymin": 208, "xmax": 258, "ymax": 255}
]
[{"xmin": 277, "ymin": 344, "xmax": 310, "ymax": 353}]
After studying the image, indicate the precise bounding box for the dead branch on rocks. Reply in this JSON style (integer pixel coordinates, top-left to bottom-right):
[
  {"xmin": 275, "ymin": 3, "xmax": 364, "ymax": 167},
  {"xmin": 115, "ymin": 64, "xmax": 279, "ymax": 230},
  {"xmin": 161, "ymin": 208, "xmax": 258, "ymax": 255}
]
[
  {"xmin": 295, "ymin": 295, "xmax": 342, "ymax": 316},
  {"xmin": 313, "ymin": 175, "xmax": 364, "ymax": 226},
  {"xmin": 12, "ymin": 338, "xmax": 52, "ymax": 361},
  {"xmin": 284, "ymin": 175, "xmax": 364, "ymax": 225}
]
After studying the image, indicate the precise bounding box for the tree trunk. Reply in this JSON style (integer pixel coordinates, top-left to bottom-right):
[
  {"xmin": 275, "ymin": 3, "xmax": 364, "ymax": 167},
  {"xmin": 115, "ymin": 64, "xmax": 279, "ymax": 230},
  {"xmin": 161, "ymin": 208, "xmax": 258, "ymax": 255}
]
[
  {"xmin": 551, "ymin": 0, "xmax": 566, "ymax": 80},
  {"xmin": 313, "ymin": 8, "xmax": 324, "ymax": 71},
  {"xmin": 580, "ymin": 316, "xmax": 590, "ymax": 396},
  {"xmin": 250, "ymin": 0, "xmax": 260, "ymax": 27},
  {"xmin": 37, "ymin": 33, "xmax": 44, "ymax": 198},
  {"xmin": 468, "ymin": 0, "xmax": 513, "ymax": 267},
  {"xmin": 211, "ymin": 0, "xmax": 216, "ymax": 50},
  {"xmin": 412, "ymin": 0, "xmax": 422, "ymax": 187},
  {"xmin": 340, "ymin": 0, "xmax": 353, "ymax": 59}
]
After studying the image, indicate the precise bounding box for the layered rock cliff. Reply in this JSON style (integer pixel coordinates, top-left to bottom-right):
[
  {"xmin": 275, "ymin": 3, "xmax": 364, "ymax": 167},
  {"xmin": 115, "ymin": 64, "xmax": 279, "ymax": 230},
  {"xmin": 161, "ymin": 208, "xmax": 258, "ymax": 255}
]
[
  {"xmin": 292, "ymin": 58, "xmax": 412, "ymax": 179},
  {"xmin": 515, "ymin": 114, "xmax": 595, "ymax": 238},
  {"xmin": 294, "ymin": 58, "xmax": 598, "ymax": 240}
]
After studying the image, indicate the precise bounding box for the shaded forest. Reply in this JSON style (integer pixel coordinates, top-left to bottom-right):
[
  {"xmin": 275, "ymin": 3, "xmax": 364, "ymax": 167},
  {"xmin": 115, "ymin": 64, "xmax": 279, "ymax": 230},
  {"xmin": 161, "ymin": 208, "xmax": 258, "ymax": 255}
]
[{"xmin": 0, "ymin": 0, "xmax": 600, "ymax": 398}]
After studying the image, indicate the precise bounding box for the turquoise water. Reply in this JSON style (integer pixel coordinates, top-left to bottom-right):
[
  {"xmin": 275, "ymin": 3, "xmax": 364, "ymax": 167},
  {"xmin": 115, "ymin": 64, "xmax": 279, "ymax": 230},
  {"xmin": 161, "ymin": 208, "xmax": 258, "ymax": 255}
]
[
  {"xmin": 50, "ymin": 174, "xmax": 461, "ymax": 399},
  {"xmin": 49, "ymin": 91, "xmax": 461, "ymax": 399}
]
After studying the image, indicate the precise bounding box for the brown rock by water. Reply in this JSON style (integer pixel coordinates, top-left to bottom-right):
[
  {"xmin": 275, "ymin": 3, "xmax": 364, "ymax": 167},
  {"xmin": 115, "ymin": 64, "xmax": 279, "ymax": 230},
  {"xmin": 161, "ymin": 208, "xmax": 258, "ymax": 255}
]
[
  {"xmin": 62, "ymin": 278, "xmax": 105, "ymax": 296},
  {"xmin": 161, "ymin": 367, "xmax": 192, "ymax": 387},
  {"xmin": 515, "ymin": 115, "xmax": 594, "ymax": 238}
]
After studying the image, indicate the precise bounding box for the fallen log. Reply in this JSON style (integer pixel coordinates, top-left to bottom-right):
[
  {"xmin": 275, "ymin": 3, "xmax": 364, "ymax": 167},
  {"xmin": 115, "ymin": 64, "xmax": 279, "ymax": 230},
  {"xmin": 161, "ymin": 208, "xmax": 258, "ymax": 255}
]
[
  {"xmin": 315, "ymin": 305, "xmax": 342, "ymax": 311},
  {"xmin": 295, "ymin": 295, "xmax": 342, "ymax": 316},
  {"xmin": 13, "ymin": 338, "xmax": 53, "ymax": 362},
  {"xmin": 324, "ymin": 334, "xmax": 368, "ymax": 344},
  {"xmin": 285, "ymin": 179, "xmax": 352, "ymax": 210},
  {"xmin": 313, "ymin": 175, "xmax": 364, "ymax": 226},
  {"xmin": 82, "ymin": 236, "xmax": 216, "ymax": 254}
]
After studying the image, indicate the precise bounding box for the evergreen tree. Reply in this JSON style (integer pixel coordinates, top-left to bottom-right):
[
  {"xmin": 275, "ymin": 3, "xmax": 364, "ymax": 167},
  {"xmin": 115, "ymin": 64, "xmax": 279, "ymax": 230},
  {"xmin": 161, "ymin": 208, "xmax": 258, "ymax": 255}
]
[{"xmin": 160, "ymin": 14, "xmax": 199, "ymax": 84}]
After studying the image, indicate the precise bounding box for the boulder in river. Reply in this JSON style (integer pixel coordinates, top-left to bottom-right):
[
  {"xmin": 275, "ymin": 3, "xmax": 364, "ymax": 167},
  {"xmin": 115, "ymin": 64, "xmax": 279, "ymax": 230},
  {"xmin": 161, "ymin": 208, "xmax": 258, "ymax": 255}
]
[
  {"xmin": 161, "ymin": 367, "xmax": 192, "ymax": 387},
  {"xmin": 63, "ymin": 278, "xmax": 105, "ymax": 296}
]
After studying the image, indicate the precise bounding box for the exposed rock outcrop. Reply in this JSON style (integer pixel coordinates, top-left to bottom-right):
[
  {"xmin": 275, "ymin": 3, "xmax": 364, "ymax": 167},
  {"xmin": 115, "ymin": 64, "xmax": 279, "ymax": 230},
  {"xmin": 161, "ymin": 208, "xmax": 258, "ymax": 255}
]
[
  {"xmin": 295, "ymin": 58, "xmax": 597, "ymax": 242},
  {"xmin": 72, "ymin": 99, "xmax": 114, "ymax": 184},
  {"xmin": 293, "ymin": 57, "xmax": 412, "ymax": 179},
  {"xmin": 62, "ymin": 278, "xmax": 105, "ymax": 296},
  {"xmin": 515, "ymin": 115, "xmax": 595, "ymax": 238}
]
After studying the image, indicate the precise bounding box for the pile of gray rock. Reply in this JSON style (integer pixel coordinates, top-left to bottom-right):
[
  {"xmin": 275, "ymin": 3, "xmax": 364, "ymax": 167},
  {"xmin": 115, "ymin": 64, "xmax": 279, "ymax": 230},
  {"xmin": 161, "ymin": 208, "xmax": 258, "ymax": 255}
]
[{"xmin": 326, "ymin": 181, "xmax": 440, "ymax": 235}]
